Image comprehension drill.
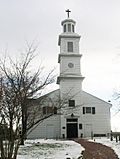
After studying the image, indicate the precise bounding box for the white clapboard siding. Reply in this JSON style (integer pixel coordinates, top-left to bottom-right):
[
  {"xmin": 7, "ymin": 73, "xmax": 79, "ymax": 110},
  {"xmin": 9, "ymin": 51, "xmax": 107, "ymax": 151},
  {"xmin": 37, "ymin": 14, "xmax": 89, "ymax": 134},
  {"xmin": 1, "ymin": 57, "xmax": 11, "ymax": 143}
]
[
  {"xmin": 27, "ymin": 115, "xmax": 61, "ymax": 139},
  {"xmin": 60, "ymin": 37, "xmax": 80, "ymax": 54},
  {"xmin": 60, "ymin": 56, "xmax": 81, "ymax": 76}
]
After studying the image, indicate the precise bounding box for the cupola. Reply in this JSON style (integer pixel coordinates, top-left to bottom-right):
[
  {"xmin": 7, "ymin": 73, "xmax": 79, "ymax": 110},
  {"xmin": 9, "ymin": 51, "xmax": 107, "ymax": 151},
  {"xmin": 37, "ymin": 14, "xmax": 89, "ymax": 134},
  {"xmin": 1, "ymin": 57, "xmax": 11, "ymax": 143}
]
[
  {"xmin": 61, "ymin": 9, "xmax": 76, "ymax": 33},
  {"xmin": 61, "ymin": 19, "xmax": 76, "ymax": 33},
  {"xmin": 58, "ymin": 9, "xmax": 80, "ymax": 46}
]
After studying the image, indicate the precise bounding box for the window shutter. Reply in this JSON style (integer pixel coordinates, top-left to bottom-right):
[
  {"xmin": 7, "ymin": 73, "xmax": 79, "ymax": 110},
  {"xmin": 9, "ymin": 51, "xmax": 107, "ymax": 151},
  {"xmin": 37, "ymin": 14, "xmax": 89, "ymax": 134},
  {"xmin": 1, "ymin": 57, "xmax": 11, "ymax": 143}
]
[
  {"xmin": 43, "ymin": 107, "xmax": 46, "ymax": 114},
  {"xmin": 83, "ymin": 107, "xmax": 85, "ymax": 114},
  {"xmin": 54, "ymin": 107, "xmax": 57, "ymax": 114},
  {"xmin": 79, "ymin": 124, "xmax": 82, "ymax": 129},
  {"xmin": 92, "ymin": 107, "xmax": 95, "ymax": 114}
]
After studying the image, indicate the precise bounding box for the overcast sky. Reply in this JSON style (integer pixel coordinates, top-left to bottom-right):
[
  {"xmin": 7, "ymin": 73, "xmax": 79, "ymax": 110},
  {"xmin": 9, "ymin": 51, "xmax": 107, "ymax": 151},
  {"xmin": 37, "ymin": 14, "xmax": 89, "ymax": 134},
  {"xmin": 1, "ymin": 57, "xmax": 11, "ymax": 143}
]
[{"xmin": 0, "ymin": 0, "xmax": 120, "ymax": 130}]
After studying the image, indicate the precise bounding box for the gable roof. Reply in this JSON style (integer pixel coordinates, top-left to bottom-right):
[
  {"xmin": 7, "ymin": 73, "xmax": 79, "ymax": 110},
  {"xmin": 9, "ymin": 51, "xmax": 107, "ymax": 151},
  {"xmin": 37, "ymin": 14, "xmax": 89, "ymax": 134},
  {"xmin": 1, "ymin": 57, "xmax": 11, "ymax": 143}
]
[
  {"xmin": 34, "ymin": 89, "xmax": 112, "ymax": 107},
  {"xmin": 82, "ymin": 91, "xmax": 112, "ymax": 107}
]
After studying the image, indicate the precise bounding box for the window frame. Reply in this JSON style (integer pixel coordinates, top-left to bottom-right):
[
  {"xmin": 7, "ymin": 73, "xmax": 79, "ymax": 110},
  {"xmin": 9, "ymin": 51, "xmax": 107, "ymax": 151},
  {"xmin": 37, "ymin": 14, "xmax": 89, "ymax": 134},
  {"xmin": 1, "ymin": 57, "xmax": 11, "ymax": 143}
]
[
  {"xmin": 42, "ymin": 106, "xmax": 57, "ymax": 115},
  {"xmin": 83, "ymin": 107, "xmax": 96, "ymax": 115},
  {"xmin": 67, "ymin": 42, "xmax": 73, "ymax": 52},
  {"xmin": 69, "ymin": 100, "xmax": 75, "ymax": 107},
  {"xmin": 67, "ymin": 118, "xmax": 78, "ymax": 122},
  {"xmin": 86, "ymin": 107, "xmax": 91, "ymax": 114}
]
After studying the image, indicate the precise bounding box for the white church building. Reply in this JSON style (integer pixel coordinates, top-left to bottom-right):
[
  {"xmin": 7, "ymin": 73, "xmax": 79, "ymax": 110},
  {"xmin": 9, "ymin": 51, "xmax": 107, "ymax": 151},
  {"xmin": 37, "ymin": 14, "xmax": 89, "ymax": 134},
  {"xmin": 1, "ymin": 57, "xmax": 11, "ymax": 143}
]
[{"xmin": 28, "ymin": 12, "xmax": 111, "ymax": 139}]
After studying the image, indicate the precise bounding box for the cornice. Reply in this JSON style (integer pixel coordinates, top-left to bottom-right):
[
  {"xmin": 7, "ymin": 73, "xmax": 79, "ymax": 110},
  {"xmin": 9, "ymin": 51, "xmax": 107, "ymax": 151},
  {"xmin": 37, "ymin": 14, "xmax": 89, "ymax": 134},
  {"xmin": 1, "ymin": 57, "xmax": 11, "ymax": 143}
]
[{"xmin": 58, "ymin": 53, "xmax": 82, "ymax": 63}]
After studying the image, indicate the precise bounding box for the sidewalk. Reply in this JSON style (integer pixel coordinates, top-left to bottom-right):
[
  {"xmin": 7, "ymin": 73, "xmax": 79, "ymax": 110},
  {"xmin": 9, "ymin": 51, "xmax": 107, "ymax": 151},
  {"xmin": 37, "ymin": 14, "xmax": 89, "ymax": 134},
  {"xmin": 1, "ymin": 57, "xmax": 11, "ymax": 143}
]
[{"xmin": 74, "ymin": 139, "xmax": 119, "ymax": 159}]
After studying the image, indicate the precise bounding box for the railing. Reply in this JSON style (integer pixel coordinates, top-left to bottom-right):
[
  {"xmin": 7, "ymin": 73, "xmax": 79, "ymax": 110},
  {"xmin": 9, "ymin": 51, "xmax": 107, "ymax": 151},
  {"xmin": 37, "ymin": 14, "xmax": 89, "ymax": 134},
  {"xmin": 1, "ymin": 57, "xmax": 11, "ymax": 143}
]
[{"xmin": 111, "ymin": 132, "xmax": 120, "ymax": 142}]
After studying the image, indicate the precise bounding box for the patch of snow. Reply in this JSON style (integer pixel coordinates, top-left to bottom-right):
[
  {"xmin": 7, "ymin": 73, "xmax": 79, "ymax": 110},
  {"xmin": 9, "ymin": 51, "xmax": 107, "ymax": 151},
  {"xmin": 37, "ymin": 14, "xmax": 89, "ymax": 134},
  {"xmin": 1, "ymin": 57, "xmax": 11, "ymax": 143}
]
[
  {"xmin": 90, "ymin": 137, "xmax": 120, "ymax": 159},
  {"xmin": 17, "ymin": 139, "xmax": 84, "ymax": 159}
]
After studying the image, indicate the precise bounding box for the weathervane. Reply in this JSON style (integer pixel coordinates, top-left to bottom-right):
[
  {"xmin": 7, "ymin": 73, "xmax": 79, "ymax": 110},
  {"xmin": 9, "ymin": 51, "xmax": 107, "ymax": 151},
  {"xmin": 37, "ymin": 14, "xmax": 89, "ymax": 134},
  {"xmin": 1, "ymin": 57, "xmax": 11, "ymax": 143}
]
[{"xmin": 66, "ymin": 9, "xmax": 71, "ymax": 18}]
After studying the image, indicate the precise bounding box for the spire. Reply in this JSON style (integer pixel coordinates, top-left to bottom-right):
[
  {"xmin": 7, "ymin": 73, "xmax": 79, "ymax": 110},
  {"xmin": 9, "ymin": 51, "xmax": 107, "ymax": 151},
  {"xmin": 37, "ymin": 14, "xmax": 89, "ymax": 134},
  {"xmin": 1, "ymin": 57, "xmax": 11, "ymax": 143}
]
[{"xmin": 66, "ymin": 9, "xmax": 71, "ymax": 18}]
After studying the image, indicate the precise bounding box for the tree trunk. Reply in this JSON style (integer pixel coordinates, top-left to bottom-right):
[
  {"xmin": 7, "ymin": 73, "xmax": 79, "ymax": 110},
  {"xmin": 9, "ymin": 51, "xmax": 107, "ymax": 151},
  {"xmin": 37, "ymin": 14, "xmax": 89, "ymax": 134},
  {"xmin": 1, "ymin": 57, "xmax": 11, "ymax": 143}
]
[
  {"xmin": 20, "ymin": 102, "xmax": 27, "ymax": 145},
  {"xmin": 0, "ymin": 139, "xmax": 5, "ymax": 159}
]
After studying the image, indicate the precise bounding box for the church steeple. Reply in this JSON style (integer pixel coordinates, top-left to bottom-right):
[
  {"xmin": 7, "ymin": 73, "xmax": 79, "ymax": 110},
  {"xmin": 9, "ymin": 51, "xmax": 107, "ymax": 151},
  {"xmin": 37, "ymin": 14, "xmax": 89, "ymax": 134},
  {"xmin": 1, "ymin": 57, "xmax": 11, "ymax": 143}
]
[
  {"xmin": 58, "ymin": 11, "xmax": 80, "ymax": 47},
  {"xmin": 57, "ymin": 11, "xmax": 84, "ymax": 105}
]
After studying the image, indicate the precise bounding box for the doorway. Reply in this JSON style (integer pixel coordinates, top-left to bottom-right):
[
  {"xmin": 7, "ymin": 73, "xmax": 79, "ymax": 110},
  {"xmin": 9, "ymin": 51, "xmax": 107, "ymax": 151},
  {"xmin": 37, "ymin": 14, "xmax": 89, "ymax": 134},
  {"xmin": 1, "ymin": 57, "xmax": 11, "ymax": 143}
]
[{"xmin": 66, "ymin": 118, "xmax": 78, "ymax": 138}]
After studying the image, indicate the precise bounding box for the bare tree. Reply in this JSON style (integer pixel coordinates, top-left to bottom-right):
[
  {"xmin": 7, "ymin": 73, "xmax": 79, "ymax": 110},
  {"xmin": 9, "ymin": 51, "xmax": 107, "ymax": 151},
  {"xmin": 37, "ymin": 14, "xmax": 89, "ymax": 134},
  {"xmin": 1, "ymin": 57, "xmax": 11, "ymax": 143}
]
[
  {"xmin": 0, "ymin": 44, "xmax": 55, "ymax": 159},
  {"xmin": 0, "ymin": 44, "xmax": 82, "ymax": 159}
]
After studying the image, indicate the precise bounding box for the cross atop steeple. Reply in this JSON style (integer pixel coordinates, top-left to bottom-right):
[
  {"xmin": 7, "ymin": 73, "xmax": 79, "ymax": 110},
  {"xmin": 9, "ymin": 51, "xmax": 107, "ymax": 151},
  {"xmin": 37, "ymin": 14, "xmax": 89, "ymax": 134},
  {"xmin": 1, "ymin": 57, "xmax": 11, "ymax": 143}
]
[{"xmin": 66, "ymin": 9, "xmax": 71, "ymax": 18}]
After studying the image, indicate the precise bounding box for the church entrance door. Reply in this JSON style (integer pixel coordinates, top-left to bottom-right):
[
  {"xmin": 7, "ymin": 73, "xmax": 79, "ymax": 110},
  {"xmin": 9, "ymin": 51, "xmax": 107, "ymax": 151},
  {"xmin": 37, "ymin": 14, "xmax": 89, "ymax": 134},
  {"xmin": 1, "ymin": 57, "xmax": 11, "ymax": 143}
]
[{"xmin": 66, "ymin": 118, "xmax": 78, "ymax": 138}]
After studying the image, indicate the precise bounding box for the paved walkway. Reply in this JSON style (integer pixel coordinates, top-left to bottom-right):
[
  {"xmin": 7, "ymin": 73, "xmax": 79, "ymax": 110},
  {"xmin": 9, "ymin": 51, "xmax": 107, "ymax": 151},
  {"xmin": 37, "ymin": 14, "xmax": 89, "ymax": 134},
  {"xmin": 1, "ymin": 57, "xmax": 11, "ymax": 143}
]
[{"xmin": 74, "ymin": 139, "xmax": 119, "ymax": 159}]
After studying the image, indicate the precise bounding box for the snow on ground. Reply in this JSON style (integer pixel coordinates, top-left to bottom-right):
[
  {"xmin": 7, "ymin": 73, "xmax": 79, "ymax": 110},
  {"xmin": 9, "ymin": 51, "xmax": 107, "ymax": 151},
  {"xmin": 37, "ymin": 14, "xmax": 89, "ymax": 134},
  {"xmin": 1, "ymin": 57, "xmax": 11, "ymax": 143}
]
[
  {"xmin": 90, "ymin": 137, "xmax": 120, "ymax": 159},
  {"xmin": 17, "ymin": 139, "xmax": 84, "ymax": 159}
]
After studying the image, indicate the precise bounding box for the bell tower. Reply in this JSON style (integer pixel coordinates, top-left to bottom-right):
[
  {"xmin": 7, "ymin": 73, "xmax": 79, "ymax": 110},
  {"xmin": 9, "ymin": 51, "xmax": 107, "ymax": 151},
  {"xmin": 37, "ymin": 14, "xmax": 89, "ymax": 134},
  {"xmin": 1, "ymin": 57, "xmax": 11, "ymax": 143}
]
[{"xmin": 57, "ymin": 10, "xmax": 84, "ymax": 106}]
